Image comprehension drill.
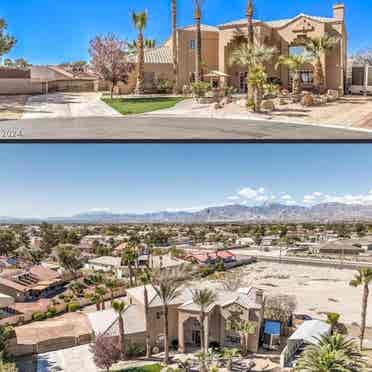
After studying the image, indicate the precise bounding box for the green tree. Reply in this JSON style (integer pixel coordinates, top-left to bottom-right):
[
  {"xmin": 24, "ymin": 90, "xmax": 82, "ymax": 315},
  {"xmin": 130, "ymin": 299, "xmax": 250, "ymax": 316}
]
[
  {"xmin": 132, "ymin": 11, "xmax": 148, "ymax": 94},
  {"xmin": 54, "ymin": 244, "xmax": 82, "ymax": 273},
  {"xmin": 191, "ymin": 289, "xmax": 216, "ymax": 352},
  {"xmin": 275, "ymin": 55, "xmax": 308, "ymax": 94},
  {"xmin": 230, "ymin": 45, "xmax": 276, "ymax": 111},
  {"xmin": 104, "ymin": 277, "xmax": 118, "ymax": 305},
  {"xmin": 236, "ymin": 320, "xmax": 256, "ymax": 356},
  {"xmin": 220, "ymin": 348, "xmax": 240, "ymax": 371},
  {"xmin": 151, "ymin": 269, "xmax": 185, "ymax": 364},
  {"xmin": 112, "ymin": 300, "xmax": 128, "ymax": 359},
  {"xmin": 326, "ymin": 312, "xmax": 340, "ymax": 334},
  {"xmin": 349, "ymin": 267, "xmax": 372, "ymax": 349},
  {"xmin": 121, "ymin": 247, "xmax": 138, "ymax": 287},
  {"xmin": 305, "ymin": 34, "xmax": 338, "ymax": 90},
  {"xmin": 295, "ymin": 333, "xmax": 365, "ymax": 372},
  {"xmin": 0, "ymin": 19, "xmax": 16, "ymax": 61},
  {"xmin": 193, "ymin": 0, "xmax": 203, "ymax": 82},
  {"xmin": 140, "ymin": 270, "xmax": 151, "ymax": 358},
  {"xmin": 0, "ymin": 231, "xmax": 19, "ymax": 256}
]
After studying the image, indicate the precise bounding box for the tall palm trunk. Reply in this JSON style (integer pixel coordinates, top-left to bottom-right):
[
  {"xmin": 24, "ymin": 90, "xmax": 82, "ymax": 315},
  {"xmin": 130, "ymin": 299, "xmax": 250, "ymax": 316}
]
[
  {"xmin": 118, "ymin": 313, "xmax": 126, "ymax": 358},
  {"xmin": 163, "ymin": 304, "xmax": 170, "ymax": 364},
  {"xmin": 194, "ymin": 4, "xmax": 202, "ymax": 83},
  {"xmin": 144, "ymin": 286, "xmax": 151, "ymax": 358},
  {"xmin": 135, "ymin": 31, "xmax": 145, "ymax": 94},
  {"xmin": 171, "ymin": 0, "xmax": 178, "ymax": 93},
  {"xmin": 314, "ymin": 57, "xmax": 324, "ymax": 89},
  {"xmin": 246, "ymin": 0, "xmax": 255, "ymax": 111},
  {"xmin": 128, "ymin": 264, "xmax": 133, "ymax": 287},
  {"xmin": 200, "ymin": 311, "xmax": 205, "ymax": 352},
  {"xmin": 360, "ymin": 283, "xmax": 369, "ymax": 349}
]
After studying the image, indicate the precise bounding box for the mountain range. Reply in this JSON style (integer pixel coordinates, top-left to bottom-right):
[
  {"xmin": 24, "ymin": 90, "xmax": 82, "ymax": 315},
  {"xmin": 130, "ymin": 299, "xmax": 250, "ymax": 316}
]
[{"xmin": 1, "ymin": 202, "xmax": 372, "ymax": 223}]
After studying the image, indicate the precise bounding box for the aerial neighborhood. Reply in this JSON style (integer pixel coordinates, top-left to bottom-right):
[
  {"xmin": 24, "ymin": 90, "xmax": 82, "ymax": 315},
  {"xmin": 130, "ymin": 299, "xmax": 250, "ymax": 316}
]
[{"xmin": 0, "ymin": 221, "xmax": 370, "ymax": 371}]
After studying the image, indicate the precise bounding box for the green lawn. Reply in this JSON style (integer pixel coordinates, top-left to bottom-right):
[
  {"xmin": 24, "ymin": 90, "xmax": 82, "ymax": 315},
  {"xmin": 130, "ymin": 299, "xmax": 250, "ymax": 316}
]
[
  {"xmin": 113, "ymin": 364, "xmax": 161, "ymax": 372},
  {"xmin": 102, "ymin": 97, "xmax": 185, "ymax": 115}
]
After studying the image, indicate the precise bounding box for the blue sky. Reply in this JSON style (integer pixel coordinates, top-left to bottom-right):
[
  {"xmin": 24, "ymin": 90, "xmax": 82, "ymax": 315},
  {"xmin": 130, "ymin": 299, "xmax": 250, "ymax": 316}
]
[
  {"xmin": 1, "ymin": 144, "xmax": 372, "ymax": 218},
  {"xmin": 1, "ymin": 0, "xmax": 370, "ymax": 64}
]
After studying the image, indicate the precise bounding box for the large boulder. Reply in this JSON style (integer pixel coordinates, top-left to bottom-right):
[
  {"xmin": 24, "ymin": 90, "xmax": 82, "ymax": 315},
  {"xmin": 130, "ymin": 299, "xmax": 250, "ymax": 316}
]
[{"xmin": 301, "ymin": 93, "xmax": 314, "ymax": 107}]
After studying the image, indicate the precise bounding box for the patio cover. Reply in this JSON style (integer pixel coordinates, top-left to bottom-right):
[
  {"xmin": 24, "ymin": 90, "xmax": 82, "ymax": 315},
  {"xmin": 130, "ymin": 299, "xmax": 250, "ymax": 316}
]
[
  {"xmin": 204, "ymin": 70, "xmax": 230, "ymax": 78},
  {"xmin": 288, "ymin": 320, "xmax": 331, "ymax": 345}
]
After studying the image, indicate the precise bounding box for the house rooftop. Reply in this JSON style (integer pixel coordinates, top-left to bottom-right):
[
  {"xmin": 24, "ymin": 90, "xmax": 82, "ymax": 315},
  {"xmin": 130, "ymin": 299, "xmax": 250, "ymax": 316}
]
[
  {"xmin": 218, "ymin": 13, "xmax": 339, "ymax": 29},
  {"xmin": 88, "ymin": 256, "xmax": 122, "ymax": 267},
  {"xmin": 289, "ymin": 320, "xmax": 331, "ymax": 345}
]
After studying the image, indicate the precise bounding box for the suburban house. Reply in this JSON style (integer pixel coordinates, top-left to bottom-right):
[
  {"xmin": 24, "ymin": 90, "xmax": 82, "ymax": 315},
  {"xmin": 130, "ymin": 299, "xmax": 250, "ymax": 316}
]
[
  {"xmin": 0, "ymin": 65, "xmax": 98, "ymax": 95},
  {"xmin": 91, "ymin": 285, "xmax": 264, "ymax": 353},
  {"xmin": 85, "ymin": 256, "xmax": 124, "ymax": 279},
  {"xmin": 0, "ymin": 265, "xmax": 65, "ymax": 302},
  {"xmin": 127, "ymin": 3, "xmax": 347, "ymax": 94},
  {"xmin": 186, "ymin": 250, "xmax": 236, "ymax": 265}
]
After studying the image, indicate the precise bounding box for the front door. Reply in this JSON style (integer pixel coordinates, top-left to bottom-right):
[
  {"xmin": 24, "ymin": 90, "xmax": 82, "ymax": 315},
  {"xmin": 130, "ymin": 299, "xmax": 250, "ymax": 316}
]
[
  {"xmin": 239, "ymin": 72, "xmax": 248, "ymax": 93},
  {"xmin": 192, "ymin": 330, "xmax": 201, "ymax": 346}
]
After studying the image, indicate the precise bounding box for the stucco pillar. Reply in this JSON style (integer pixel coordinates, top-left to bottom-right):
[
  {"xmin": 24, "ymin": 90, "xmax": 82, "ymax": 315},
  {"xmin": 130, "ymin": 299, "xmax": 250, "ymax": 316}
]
[{"xmin": 178, "ymin": 315, "xmax": 185, "ymax": 352}]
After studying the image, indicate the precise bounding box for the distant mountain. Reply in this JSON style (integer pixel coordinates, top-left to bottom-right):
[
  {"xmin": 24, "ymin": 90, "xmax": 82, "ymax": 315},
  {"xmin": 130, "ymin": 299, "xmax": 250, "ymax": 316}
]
[{"xmin": 2, "ymin": 203, "xmax": 372, "ymax": 224}]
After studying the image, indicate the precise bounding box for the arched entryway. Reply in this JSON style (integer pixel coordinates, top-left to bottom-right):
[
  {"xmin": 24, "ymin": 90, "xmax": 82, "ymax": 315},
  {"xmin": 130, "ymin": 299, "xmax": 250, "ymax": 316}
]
[{"xmin": 182, "ymin": 317, "xmax": 201, "ymax": 351}]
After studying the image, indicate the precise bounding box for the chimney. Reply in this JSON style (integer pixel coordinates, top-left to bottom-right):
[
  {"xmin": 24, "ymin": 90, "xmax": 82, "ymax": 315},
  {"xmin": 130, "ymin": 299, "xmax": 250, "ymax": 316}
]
[{"xmin": 333, "ymin": 3, "xmax": 345, "ymax": 20}]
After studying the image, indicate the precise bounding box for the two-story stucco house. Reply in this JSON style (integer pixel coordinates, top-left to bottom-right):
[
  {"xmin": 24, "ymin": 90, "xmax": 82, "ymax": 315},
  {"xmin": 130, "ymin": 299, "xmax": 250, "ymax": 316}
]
[{"xmin": 127, "ymin": 3, "xmax": 347, "ymax": 94}]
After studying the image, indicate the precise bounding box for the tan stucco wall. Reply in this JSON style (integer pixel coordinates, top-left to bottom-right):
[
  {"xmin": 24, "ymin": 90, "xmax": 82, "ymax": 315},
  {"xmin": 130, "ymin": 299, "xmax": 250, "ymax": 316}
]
[{"xmin": 0, "ymin": 79, "xmax": 44, "ymax": 95}]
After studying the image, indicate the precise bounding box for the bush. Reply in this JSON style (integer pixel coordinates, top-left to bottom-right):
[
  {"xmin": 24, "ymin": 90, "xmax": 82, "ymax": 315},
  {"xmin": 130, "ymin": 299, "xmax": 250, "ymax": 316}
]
[
  {"xmin": 223, "ymin": 86, "xmax": 236, "ymax": 97},
  {"xmin": 46, "ymin": 306, "xmax": 57, "ymax": 318},
  {"xmin": 156, "ymin": 78, "xmax": 173, "ymax": 94},
  {"xmin": 126, "ymin": 342, "xmax": 145, "ymax": 358},
  {"xmin": 67, "ymin": 302, "xmax": 80, "ymax": 312},
  {"xmin": 32, "ymin": 311, "xmax": 46, "ymax": 321},
  {"xmin": 171, "ymin": 338, "xmax": 179, "ymax": 350},
  {"xmin": 191, "ymin": 81, "xmax": 211, "ymax": 98}
]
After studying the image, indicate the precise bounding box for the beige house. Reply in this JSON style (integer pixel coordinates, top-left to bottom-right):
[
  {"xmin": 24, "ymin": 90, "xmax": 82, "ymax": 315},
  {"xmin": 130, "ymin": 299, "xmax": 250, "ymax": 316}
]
[
  {"xmin": 130, "ymin": 3, "xmax": 347, "ymax": 94},
  {"xmin": 102, "ymin": 285, "xmax": 265, "ymax": 353}
]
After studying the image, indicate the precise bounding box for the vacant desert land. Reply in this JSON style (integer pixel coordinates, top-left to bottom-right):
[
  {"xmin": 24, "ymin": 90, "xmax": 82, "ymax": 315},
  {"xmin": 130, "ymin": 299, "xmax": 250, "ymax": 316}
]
[{"xmin": 206, "ymin": 262, "xmax": 370, "ymax": 327}]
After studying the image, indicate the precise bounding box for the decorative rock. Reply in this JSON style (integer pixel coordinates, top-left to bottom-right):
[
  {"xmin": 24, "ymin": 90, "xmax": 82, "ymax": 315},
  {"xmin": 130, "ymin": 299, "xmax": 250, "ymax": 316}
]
[
  {"xmin": 220, "ymin": 97, "xmax": 231, "ymax": 106},
  {"xmin": 301, "ymin": 93, "xmax": 314, "ymax": 107},
  {"xmin": 261, "ymin": 100, "xmax": 275, "ymax": 112}
]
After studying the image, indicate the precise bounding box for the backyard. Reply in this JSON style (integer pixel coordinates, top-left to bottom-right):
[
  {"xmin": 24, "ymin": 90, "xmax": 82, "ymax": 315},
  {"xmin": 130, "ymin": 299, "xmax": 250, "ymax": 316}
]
[{"xmin": 102, "ymin": 97, "xmax": 186, "ymax": 115}]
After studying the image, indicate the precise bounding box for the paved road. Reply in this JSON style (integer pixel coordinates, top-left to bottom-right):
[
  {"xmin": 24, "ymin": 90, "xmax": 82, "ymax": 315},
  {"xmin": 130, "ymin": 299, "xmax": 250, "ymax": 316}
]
[
  {"xmin": 22, "ymin": 92, "xmax": 121, "ymax": 119},
  {"xmin": 2, "ymin": 116, "xmax": 372, "ymax": 140}
]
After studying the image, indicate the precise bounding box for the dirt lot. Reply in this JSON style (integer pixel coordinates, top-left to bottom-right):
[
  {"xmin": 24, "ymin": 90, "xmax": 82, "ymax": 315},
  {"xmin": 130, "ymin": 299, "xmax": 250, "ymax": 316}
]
[{"xmin": 0, "ymin": 95, "xmax": 28, "ymax": 120}]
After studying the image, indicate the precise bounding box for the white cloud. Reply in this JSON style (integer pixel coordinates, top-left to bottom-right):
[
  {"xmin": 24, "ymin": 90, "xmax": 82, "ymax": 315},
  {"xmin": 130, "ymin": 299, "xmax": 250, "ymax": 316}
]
[
  {"xmin": 303, "ymin": 191, "xmax": 372, "ymax": 205},
  {"xmin": 227, "ymin": 196, "xmax": 240, "ymax": 201},
  {"xmin": 237, "ymin": 187, "xmax": 264, "ymax": 200},
  {"xmin": 281, "ymin": 194, "xmax": 293, "ymax": 200}
]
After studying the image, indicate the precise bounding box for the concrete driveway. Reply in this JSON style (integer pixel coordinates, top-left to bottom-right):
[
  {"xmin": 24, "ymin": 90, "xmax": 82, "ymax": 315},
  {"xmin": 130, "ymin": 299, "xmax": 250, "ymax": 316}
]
[{"xmin": 21, "ymin": 92, "xmax": 121, "ymax": 119}]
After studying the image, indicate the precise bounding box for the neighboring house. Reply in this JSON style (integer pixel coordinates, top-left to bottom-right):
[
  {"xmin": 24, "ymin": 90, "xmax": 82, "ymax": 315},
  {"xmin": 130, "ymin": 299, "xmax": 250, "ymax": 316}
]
[
  {"xmin": 127, "ymin": 3, "xmax": 347, "ymax": 94},
  {"xmin": 0, "ymin": 67, "xmax": 43, "ymax": 95},
  {"xmin": 280, "ymin": 320, "xmax": 331, "ymax": 368},
  {"xmin": 30, "ymin": 66, "xmax": 98, "ymax": 93},
  {"xmin": 0, "ymin": 265, "xmax": 65, "ymax": 302},
  {"xmin": 84, "ymin": 256, "xmax": 124, "ymax": 279},
  {"xmin": 186, "ymin": 250, "xmax": 236, "ymax": 265},
  {"xmin": 96, "ymin": 285, "xmax": 264, "ymax": 353}
]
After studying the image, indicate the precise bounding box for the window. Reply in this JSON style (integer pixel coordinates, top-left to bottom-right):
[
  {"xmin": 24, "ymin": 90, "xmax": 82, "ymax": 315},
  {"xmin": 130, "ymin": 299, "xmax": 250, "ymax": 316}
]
[
  {"xmin": 289, "ymin": 45, "xmax": 306, "ymax": 57},
  {"xmin": 289, "ymin": 70, "xmax": 314, "ymax": 86},
  {"xmin": 352, "ymin": 67, "xmax": 365, "ymax": 86},
  {"xmin": 189, "ymin": 72, "xmax": 196, "ymax": 83},
  {"xmin": 189, "ymin": 39, "xmax": 196, "ymax": 49}
]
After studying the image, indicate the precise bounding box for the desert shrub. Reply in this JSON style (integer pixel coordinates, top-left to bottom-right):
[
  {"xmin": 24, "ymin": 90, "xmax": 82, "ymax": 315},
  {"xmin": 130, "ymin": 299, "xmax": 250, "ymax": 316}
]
[
  {"xmin": 223, "ymin": 86, "xmax": 236, "ymax": 97},
  {"xmin": 126, "ymin": 342, "xmax": 145, "ymax": 358},
  {"xmin": 46, "ymin": 306, "xmax": 57, "ymax": 318},
  {"xmin": 32, "ymin": 312, "xmax": 46, "ymax": 321},
  {"xmin": 67, "ymin": 302, "xmax": 80, "ymax": 312},
  {"xmin": 156, "ymin": 78, "xmax": 173, "ymax": 94},
  {"xmin": 191, "ymin": 81, "xmax": 211, "ymax": 98}
]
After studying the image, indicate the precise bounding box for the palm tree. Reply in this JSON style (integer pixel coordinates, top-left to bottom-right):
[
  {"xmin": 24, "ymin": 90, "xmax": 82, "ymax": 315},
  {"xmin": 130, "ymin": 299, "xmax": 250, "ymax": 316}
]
[
  {"xmin": 275, "ymin": 54, "xmax": 308, "ymax": 94},
  {"xmin": 140, "ymin": 270, "xmax": 152, "ymax": 358},
  {"xmin": 151, "ymin": 269, "xmax": 185, "ymax": 364},
  {"xmin": 112, "ymin": 300, "xmax": 128, "ymax": 359},
  {"xmin": 194, "ymin": 0, "xmax": 203, "ymax": 82},
  {"xmin": 230, "ymin": 45, "xmax": 276, "ymax": 111},
  {"xmin": 104, "ymin": 277, "xmax": 118, "ymax": 305},
  {"xmin": 221, "ymin": 348, "xmax": 240, "ymax": 371},
  {"xmin": 191, "ymin": 288, "xmax": 216, "ymax": 352},
  {"xmin": 132, "ymin": 11, "xmax": 148, "ymax": 95},
  {"xmin": 171, "ymin": 0, "xmax": 178, "ymax": 93},
  {"xmin": 122, "ymin": 247, "xmax": 138, "ymax": 287},
  {"xmin": 236, "ymin": 320, "xmax": 256, "ymax": 356},
  {"xmin": 350, "ymin": 267, "xmax": 372, "ymax": 349},
  {"xmin": 305, "ymin": 34, "xmax": 338, "ymax": 90},
  {"xmin": 246, "ymin": 0, "xmax": 254, "ymax": 108},
  {"xmin": 295, "ymin": 333, "xmax": 365, "ymax": 372},
  {"xmin": 326, "ymin": 312, "xmax": 340, "ymax": 334},
  {"xmin": 95, "ymin": 285, "xmax": 107, "ymax": 310}
]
